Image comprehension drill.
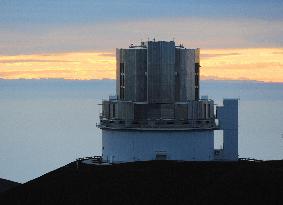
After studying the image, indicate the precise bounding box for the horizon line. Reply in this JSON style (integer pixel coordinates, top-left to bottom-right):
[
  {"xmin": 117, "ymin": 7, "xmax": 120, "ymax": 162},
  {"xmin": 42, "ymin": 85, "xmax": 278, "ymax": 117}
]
[{"xmin": 1, "ymin": 78, "xmax": 283, "ymax": 84}]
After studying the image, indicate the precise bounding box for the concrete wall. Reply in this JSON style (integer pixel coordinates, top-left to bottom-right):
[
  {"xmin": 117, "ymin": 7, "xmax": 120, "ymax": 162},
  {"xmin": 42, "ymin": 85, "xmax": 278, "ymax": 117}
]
[
  {"xmin": 102, "ymin": 129, "xmax": 214, "ymax": 162},
  {"xmin": 217, "ymin": 99, "xmax": 238, "ymax": 161}
]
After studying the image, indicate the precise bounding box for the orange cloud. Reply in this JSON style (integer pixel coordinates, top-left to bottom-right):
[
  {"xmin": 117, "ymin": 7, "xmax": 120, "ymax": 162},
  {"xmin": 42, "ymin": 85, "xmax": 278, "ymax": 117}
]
[
  {"xmin": 0, "ymin": 48, "xmax": 283, "ymax": 82},
  {"xmin": 200, "ymin": 48, "xmax": 283, "ymax": 82},
  {"xmin": 0, "ymin": 52, "xmax": 116, "ymax": 80}
]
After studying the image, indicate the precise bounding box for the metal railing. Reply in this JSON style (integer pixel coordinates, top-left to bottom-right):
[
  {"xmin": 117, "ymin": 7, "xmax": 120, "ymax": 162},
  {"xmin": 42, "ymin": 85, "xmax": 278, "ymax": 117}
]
[
  {"xmin": 98, "ymin": 117, "xmax": 218, "ymax": 130},
  {"xmin": 238, "ymin": 158, "xmax": 263, "ymax": 162}
]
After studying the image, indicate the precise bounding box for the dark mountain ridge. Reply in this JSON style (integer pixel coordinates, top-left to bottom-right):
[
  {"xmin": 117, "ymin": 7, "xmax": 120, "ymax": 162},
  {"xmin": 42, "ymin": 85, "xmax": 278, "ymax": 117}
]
[
  {"xmin": 1, "ymin": 160, "xmax": 283, "ymax": 204},
  {"xmin": 0, "ymin": 178, "xmax": 20, "ymax": 193}
]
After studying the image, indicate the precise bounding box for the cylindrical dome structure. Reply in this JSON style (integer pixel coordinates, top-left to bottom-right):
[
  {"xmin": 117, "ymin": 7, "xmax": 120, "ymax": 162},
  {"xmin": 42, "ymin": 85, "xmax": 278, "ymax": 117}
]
[
  {"xmin": 97, "ymin": 40, "xmax": 237, "ymax": 163},
  {"xmin": 102, "ymin": 129, "xmax": 214, "ymax": 162}
]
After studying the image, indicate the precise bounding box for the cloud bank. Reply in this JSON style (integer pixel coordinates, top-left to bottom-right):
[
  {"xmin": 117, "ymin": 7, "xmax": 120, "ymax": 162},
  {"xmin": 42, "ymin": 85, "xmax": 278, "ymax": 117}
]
[{"xmin": 1, "ymin": 48, "xmax": 283, "ymax": 82}]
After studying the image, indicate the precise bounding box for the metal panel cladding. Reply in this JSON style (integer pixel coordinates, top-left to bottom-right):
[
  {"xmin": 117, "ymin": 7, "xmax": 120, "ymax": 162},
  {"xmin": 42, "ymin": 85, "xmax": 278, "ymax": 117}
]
[
  {"xmin": 116, "ymin": 48, "xmax": 147, "ymax": 102},
  {"xmin": 147, "ymin": 41, "xmax": 176, "ymax": 103},
  {"xmin": 175, "ymin": 48, "xmax": 196, "ymax": 101}
]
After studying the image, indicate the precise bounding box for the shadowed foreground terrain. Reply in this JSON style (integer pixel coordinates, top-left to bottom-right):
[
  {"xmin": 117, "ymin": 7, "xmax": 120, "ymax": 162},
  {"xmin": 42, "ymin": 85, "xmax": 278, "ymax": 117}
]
[
  {"xmin": 0, "ymin": 179, "xmax": 20, "ymax": 193},
  {"xmin": 1, "ymin": 160, "xmax": 283, "ymax": 204}
]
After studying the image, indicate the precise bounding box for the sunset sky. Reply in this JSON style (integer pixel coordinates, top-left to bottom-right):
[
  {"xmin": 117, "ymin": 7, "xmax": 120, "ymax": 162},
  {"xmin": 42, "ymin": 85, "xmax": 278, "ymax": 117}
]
[{"xmin": 1, "ymin": 0, "xmax": 283, "ymax": 82}]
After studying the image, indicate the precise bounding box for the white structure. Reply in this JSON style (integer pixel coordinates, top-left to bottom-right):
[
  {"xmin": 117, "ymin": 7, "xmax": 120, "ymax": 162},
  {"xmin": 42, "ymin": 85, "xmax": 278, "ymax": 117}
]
[
  {"xmin": 98, "ymin": 40, "xmax": 238, "ymax": 162},
  {"xmin": 103, "ymin": 130, "xmax": 214, "ymax": 162},
  {"xmin": 215, "ymin": 99, "xmax": 239, "ymax": 160}
]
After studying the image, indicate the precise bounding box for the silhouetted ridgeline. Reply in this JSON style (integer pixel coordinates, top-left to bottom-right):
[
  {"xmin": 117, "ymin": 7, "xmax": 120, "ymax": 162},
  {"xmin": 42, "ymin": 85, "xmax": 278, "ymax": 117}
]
[
  {"xmin": 1, "ymin": 160, "xmax": 283, "ymax": 204},
  {"xmin": 0, "ymin": 179, "xmax": 20, "ymax": 193}
]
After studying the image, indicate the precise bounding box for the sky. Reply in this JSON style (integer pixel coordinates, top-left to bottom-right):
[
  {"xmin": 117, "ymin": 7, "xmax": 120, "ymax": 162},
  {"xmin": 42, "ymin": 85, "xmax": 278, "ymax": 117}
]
[{"xmin": 1, "ymin": 0, "xmax": 283, "ymax": 82}]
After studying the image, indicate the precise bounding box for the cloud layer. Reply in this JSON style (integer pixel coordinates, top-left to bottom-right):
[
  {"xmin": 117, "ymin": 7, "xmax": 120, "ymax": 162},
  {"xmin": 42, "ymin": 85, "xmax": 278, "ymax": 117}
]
[
  {"xmin": 1, "ymin": 48, "xmax": 283, "ymax": 82},
  {"xmin": 1, "ymin": 17, "xmax": 283, "ymax": 55},
  {"xmin": 1, "ymin": 2, "xmax": 282, "ymax": 81}
]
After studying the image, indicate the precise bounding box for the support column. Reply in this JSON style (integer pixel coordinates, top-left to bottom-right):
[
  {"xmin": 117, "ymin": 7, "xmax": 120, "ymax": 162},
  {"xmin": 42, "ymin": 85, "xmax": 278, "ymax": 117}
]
[{"xmin": 217, "ymin": 99, "xmax": 238, "ymax": 161}]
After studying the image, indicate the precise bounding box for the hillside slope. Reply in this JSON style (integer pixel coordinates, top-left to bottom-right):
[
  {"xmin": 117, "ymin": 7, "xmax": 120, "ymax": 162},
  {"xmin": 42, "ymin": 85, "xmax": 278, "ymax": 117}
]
[
  {"xmin": 1, "ymin": 160, "xmax": 283, "ymax": 204},
  {"xmin": 0, "ymin": 178, "xmax": 20, "ymax": 193}
]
